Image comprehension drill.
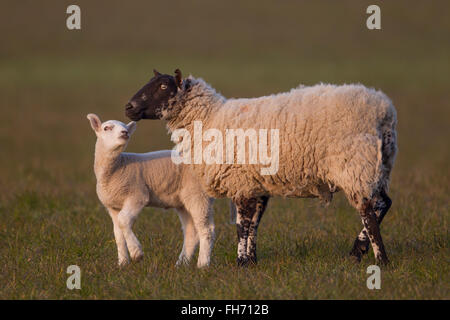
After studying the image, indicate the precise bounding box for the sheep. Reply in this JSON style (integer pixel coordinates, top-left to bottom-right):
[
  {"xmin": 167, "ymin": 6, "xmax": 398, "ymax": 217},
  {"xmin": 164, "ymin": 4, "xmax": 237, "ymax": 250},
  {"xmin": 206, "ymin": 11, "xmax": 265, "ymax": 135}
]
[
  {"xmin": 124, "ymin": 69, "xmax": 397, "ymax": 266},
  {"xmin": 86, "ymin": 113, "xmax": 215, "ymax": 268}
]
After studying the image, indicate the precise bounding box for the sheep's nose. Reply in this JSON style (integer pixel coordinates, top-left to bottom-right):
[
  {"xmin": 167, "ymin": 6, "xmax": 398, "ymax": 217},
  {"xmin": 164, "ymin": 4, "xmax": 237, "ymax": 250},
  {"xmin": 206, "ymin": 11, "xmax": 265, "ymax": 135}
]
[
  {"xmin": 121, "ymin": 130, "xmax": 128, "ymax": 135},
  {"xmin": 125, "ymin": 102, "xmax": 134, "ymax": 110}
]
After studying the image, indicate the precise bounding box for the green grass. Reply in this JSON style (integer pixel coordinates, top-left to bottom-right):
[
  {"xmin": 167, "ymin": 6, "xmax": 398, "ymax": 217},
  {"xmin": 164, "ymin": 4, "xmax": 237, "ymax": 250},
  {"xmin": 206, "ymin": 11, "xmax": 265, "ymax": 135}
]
[{"xmin": 0, "ymin": 0, "xmax": 449, "ymax": 299}]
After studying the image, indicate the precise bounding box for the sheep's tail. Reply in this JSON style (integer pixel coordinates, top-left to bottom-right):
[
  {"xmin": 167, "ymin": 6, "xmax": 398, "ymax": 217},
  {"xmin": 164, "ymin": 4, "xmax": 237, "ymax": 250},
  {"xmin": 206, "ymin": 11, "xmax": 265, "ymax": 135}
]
[
  {"xmin": 376, "ymin": 102, "xmax": 398, "ymax": 194},
  {"xmin": 229, "ymin": 200, "xmax": 237, "ymax": 224}
]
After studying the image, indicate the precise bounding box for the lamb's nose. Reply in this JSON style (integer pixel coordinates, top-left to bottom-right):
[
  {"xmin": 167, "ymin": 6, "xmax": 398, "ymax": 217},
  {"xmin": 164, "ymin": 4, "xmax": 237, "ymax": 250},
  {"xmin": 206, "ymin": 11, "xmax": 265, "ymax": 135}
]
[
  {"xmin": 125, "ymin": 103, "xmax": 134, "ymax": 110},
  {"xmin": 121, "ymin": 130, "xmax": 128, "ymax": 135}
]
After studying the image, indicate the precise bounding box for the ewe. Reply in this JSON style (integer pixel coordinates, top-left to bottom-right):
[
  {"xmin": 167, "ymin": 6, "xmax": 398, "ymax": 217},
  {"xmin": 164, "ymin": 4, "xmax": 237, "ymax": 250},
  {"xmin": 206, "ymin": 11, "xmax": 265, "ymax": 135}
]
[
  {"xmin": 125, "ymin": 69, "xmax": 397, "ymax": 266},
  {"xmin": 87, "ymin": 113, "xmax": 215, "ymax": 267}
]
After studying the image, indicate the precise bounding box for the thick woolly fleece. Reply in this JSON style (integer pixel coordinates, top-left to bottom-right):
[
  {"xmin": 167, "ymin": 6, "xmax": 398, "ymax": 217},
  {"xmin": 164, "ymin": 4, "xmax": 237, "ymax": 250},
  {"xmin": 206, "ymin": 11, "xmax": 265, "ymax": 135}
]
[{"xmin": 164, "ymin": 77, "xmax": 397, "ymax": 207}]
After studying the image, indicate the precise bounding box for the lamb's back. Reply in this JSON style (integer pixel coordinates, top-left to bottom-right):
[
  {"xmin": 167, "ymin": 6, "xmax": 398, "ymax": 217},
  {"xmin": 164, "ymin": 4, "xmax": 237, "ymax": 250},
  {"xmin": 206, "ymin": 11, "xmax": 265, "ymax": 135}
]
[{"xmin": 98, "ymin": 150, "xmax": 194, "ymax": 209}]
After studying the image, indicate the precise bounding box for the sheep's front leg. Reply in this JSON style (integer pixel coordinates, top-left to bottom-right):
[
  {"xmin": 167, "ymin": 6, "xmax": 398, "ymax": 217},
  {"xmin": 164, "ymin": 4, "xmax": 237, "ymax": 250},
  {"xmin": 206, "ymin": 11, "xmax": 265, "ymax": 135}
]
[
  {"xmin": 107, "ymin": 208, "xmax": 130, "ymax": 267},
  {"xmin": 247, "ymin": 196, "xmax": 269, "ymax": 265},
  {"xmin": 175, "ymin": 208, "xmax": 199, "ymax": 266},
  {"xmin": 117, "ymin": 202, "xmax": 144, "ymax": 262},
  {"xmin": 234, "ymin": 197, "xmax": 260, "ymax": 267}
]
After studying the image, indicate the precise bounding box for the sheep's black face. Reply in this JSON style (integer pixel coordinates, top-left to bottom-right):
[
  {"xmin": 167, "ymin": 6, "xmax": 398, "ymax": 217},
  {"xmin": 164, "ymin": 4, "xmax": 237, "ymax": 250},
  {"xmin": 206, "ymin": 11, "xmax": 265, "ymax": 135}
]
[{"xmin": 125, "ymin": 69, "xmax": 182, "ymax": 121}]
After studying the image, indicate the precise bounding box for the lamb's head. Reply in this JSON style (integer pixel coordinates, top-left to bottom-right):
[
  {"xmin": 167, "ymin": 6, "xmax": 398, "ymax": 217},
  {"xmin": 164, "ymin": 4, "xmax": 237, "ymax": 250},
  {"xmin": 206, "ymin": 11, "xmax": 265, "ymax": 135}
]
[
  {"xmin": 125, "ymin": 69, "xmax": 183, "ymax": 121},
  {"xmin": 87, "ymin": 113, "xmax": 137, "ymax": 152}
]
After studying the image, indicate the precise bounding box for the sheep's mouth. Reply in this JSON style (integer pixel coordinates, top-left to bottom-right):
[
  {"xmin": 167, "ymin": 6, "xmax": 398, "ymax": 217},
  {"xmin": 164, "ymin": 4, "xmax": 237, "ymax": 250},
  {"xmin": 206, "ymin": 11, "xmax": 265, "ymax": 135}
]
[
  {"xmin": 126, "ymin": 113, "xmax": 143, "ymax": 121},
  {"xmin": 125, "ymin": 108, "xmax": 144, "ymax": 121},
  {"xmin": 120, "ymin": 134, "xmax": 129, "ymax": 140}
]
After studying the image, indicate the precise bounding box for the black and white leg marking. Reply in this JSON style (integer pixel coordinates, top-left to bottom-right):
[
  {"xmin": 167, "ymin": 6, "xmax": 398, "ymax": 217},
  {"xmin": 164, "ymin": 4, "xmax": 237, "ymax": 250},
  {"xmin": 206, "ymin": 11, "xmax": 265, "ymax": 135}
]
[
  {"xmin": 234, "ymin": 196, "xmax": 269, "ymax": 267},
  {"xmin": 247, "ymin": 196, "xmax": 269, "ymax": 265},
  {"xmin": 350, "ymin": 190, "xmax": 391, "ymax": 263},
  {"xmin": 351, "ymin": 195, "xmax": 390, "ymax": 265}
]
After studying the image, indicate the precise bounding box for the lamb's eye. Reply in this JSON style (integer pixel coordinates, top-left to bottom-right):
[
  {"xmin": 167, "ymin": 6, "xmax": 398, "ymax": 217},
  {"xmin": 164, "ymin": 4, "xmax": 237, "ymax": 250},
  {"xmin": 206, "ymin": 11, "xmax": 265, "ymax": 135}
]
[
  {"xmin": 104, "ymin": 126, "xmax": 113, "ymax": 131},
  {"xmin": 160, "ymin": 84, "xmax": 167, "ymax": 90}
]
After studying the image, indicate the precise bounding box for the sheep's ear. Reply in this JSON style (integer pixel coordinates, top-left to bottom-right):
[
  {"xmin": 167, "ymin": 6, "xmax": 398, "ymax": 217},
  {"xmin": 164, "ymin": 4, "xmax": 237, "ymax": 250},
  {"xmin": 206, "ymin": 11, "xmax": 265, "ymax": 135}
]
[
  {"xmin": 174, "ymin": 68, "xmax": 183, "ymax": 89},
  {"xmin": 153, "ymin": 69, "xmax": 162, "ymax": 77},
  {"xmin": 127, "ymin": 121, "xmax": 137, "ymax": 135},
  {"xmin": 87, "ymin": 114, "xmax": 102, "ymax": 132}
]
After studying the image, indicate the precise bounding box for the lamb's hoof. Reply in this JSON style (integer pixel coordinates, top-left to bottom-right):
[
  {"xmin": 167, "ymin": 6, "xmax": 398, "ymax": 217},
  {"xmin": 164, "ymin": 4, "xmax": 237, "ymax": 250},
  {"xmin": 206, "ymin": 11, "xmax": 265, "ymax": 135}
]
[
  {"xmin": 197, "ymin": 262, "xmax": 210, "ymax": 269},
  {"xmin": 118, "ymin": 259, "xmax": 130, "ymax": 268},
  {"xmin": 175, "ymin": 258, "xmax": 190, "ymax": 267},
  {"xmin": 130, "ymin": 250, "xmax": 144, "ymax": 262},
  {"xmin": 236, "ymin": 256, "xmax": 250, "ymax": 267}
]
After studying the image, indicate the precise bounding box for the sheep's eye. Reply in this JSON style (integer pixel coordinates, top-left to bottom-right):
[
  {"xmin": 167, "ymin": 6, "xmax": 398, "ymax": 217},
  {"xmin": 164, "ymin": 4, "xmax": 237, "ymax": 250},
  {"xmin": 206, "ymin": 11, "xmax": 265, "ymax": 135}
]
[
  {"xmin": 160, "ymin": 84, "xmax": 167, "ymax": 90},
  {"xmin": 141, "ymin": 94, "xmax": 147, "ymax": 101},
  {"xmin": 104, "ymin": 126, "xmax": 112, "ymax": 131}
]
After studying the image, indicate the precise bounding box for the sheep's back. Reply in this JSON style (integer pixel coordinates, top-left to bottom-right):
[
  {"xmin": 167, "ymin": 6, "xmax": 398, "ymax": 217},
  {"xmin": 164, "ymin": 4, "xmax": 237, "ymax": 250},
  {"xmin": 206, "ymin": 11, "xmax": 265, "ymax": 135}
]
[{"xmin": 192, "ymin": 83, "xmax": 396, "ymax": 199}]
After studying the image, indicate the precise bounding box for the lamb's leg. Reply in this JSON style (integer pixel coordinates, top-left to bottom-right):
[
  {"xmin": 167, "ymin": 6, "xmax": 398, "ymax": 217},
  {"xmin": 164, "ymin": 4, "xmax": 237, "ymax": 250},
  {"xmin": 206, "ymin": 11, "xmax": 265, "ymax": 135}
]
[
  {"xmin": 175, "ymin": 208, "xmax": 199, "ymax": 266},
  {"xmin": 117, "ymin": 203, "xmax": 144, "ymax": 262},
  {"xmin": 246, "ymin": 196, "xmax": 269, "ymax": 265},
  {"xmin": 184, "ymin": 198, "xmax": 215, "ymax": 268},
  {"xmin": 350, "ymin": 190, "xmax": 392, "ymax": 262},
  {"xmin": 234, "ymin": 197, "xmax": 259, "ymax": 267},
  {"xmin": 357, "ymin": 199, "xmax": 389, "ymax": 265},
  {"xmin": 107, "ymin": 208, "xmax": 130, "ymax": 267}
]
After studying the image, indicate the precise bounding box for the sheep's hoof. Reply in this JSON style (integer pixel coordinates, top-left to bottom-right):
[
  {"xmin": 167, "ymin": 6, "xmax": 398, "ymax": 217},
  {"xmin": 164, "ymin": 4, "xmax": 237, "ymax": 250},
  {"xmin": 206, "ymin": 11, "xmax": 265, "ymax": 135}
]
[
  {"xmin": 349, "ymin": 252, "xmax": 362, "ymax": 264},
  {"xmin": 236, "ymin": 257, "xmax": 250, "ymax": 267},
  {"xmin": 247, "ymin": 255, "xmax": 258, "ymax": 266},
  {"xmin": 375, "ymin": 255, "xmax": 390, "ymax": 266},
  {"xmin": 349, "ymin": 241, "xmax": 369, "ymax": 263},
  {"xmin": 349, "ymin": 247, "xmax": 363, "ymax": 263}
]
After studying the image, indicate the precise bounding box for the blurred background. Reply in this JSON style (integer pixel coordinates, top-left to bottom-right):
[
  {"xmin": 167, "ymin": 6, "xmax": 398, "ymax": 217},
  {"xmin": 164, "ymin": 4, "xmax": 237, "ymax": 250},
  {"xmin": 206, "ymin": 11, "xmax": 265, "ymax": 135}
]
[{"xmin": 0, "ymin": 1, "xmax": 448, "ymax": 299}]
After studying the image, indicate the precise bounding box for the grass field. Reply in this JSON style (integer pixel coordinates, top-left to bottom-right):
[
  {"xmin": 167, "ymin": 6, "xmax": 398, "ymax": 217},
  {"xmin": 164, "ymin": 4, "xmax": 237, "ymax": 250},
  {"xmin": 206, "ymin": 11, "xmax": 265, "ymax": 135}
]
[{"xmin": 0, "ymin": 1, "xmax": 449, "ymax": 299}]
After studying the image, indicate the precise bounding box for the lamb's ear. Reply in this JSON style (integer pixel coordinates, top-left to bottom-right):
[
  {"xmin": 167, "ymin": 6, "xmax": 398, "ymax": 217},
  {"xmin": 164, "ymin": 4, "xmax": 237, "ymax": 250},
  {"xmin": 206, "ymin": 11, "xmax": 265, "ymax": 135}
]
[
  {"xmin": 87, "ymin": 114, "xmax": 102, "ymax": 132},
  {"xmin": 174, "ymin": 68, "xmax": 183, "ymax": 89},
  {"xmin": 127, "ymin": 121, "xmax": 137, "ymax": 135},
  {"xmin": 153, "ymin": 69, "xmax": 162, "ymax": 77}
]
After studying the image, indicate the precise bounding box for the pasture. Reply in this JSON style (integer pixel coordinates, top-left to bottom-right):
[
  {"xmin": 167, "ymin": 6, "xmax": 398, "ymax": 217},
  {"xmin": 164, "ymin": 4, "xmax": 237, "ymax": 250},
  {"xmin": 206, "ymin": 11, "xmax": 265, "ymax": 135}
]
[{"xmin": 0, "ymin": 1, "xmax": 448, "ymax": 299}]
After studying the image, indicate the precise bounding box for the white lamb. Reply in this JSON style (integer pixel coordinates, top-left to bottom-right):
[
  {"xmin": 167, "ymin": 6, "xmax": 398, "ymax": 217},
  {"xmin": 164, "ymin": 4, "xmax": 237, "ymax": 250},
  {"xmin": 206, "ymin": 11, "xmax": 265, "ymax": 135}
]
[
  {"xmin": 125, "ymin": 69, "xmax": 397, "ymax": 266},
  {"xmin": 87, "ymin": 113, "xmax": 215, "ymax": 268}
]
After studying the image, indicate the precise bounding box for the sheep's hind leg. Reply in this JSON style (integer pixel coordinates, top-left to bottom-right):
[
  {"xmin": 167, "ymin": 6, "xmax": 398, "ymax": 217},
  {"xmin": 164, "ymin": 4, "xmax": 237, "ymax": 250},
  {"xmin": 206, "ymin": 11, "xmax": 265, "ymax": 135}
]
[
  {"xmin": 350, "ymin": 190, "xmax": 391, "ymax": 263},
  {"xmin": 234, "ymin": 197, "xmax": 260, "ymax": 267},
  {"xmin": 246, "ymin": 196, "xmax": 269, "ymax": 265},
  {"xmin": 355, "ymin": 198, "xmax": 389, "ymax": 265}
]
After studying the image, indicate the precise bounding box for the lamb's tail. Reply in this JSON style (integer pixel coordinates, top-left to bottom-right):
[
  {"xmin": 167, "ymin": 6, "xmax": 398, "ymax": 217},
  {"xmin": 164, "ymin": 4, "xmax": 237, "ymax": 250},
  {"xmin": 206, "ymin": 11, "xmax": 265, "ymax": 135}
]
[{"xmin": 229, "ymin": 200, "xmax": 237, "ymax": 224}]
